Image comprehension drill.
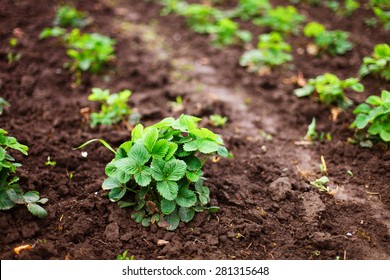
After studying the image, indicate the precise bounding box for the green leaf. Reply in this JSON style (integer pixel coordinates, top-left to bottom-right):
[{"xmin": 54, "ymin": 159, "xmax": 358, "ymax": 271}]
[
  {"xmin": 118, "ymin": 201, "xmax": 136, "ymax": 208},
  {"xmin": 354, "ymin": 114, "xmax": 371, "ymax": 129},
  {"xmin": 165, "ymin": 159, "xmax": 187, "ymax": 181},
  {"xmin": 131, "ymin": 124, "xmax": 144, "ymax": 141},
  {"xmin": 380, "ymin": 129, "xmax": 390, "ymax": 142},
  {"xmin": 350, "ymin": 83, "xmax": 364, "ymax": 92},
  {"xmin": 27, "ymin": 203, "xmax": 47, "ymax": 218},
  {"xmin": 22, "ymin": 191, "xmax": 40, "ymax": 203},
  {"xmin": 143, "ymin": 127, "xmax": 159, "ymax": 152},
  {"xmin": 294, "ymin": 85, "xmax": 315, "ymax": 97},
  {"xmin": 176, "ymin": 188, "xmax": 197, "ymax": 207},
  {"xmin": 150, "ymin": 159, "xmax": 165, "ymax": 181},
  {"xmin": 164, "ymin": 142, "xmax": 178, "ymax": 160},
  {"xmin": 0, "ymin": 147, "xmax": 6, "ymax": 161},
  {"xmin": 164, "ymin": 212, "xmax": 180, "ymax": 231},
  {"xmin": 190, "ymin": 128, "xmax": 217, "ymax": 140},
  {"xmin": 74, "ymin": 138, "xmax": 116, "ymax": 154},
  {"xmin": 109, "ymin": 187, "xmax": 126, "ymax": 202},
  {"xmin": 186, "ymin": 170, "xmax": 202, "ymax": 182},
  {"xmin": 178, "ymin": 207, "xmax": 195, "ymax": 223},
  {"xmin": 134, "ymin": 166, "xmax": 152, "ymax": 186},
  {"xmin": 131, "ymin": 211, "xmax": 144, "ymax": 223},
  {"xmin": 151, "ymin": 213, "xmax": 160, "ymax": 223},
  {"xmin": 157, "ymin": 180, "xmax": 178, "ymax": 201},
  {"xmin": 208, "ymin": 206, "xmax": 220, "ymax": 213},
  {"xmin": 129, "ymin": 142, "xmax": 151, "ymax": 166},
  {"xmin": 198, "ymin": 139, "xmax": 220, "ymax": 154},
  {"xmin": 366, "ymin": 95, "xmax": 383, "ymax": 106},
  {"xmin": 102, "ymin": 177, "xmax": 120, "ymax": 190},
  {"xmin": 151, "ymin": 139, "xmax": 170, "ymax": 159},
  {"xmin": 161, "ymin": 199, "xmax": 177, "ymax": 215},
  {"xmin": 134, "ymin": 200, "xmax": 145, "ymax": 211},
  {"xmin": 141, "ymin": 218, "xmax": 150, "ymax": 227},
  {"xmin": 0, "ymin": 190, "xmax": 15, "ymax": 210},
  {"xmin": 183, "ymin": 156, "xmax": 202, "ymax": 171}
]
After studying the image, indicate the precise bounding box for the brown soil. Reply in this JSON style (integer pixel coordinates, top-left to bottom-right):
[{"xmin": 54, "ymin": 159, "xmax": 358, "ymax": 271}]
[{"xmin": 0, "ymin": 0, "xmax": 389, "ymax": 260}]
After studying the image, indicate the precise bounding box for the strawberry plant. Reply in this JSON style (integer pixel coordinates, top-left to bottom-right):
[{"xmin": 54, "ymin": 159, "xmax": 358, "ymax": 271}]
[
  {"xmin": 351, "ymin": 90, "xmax": 390, "ymax": 142},
  {"xmin": 0, "ymin": 129, "xmax": 47, "ymax": 217},
  {"xmin": 253, "ymin": 6, "xmax": 305, "ymax": 34},
  {"xmin": 79, "ymin": 115, "xmax": 232, "ymax": 230},
  {"xmin": 370, "ymin": 0, "xmax": 390, "ymax": 30},
  {"xmin": 209, "ymin": 114, "xmax": 228, "ymax": 127},
  {"xmin": 53, "ymin": 4, "xmax": 88, "ymax": 28},
  {"xmin": 359, "ymin": 43, "xmax": 390, "ymax": 81},
  {"xmin": 0, "ymin": 98, "xmax": 10, "ymax": 115},
  {"xmin": 240, "ymin": 32, "xmax": 292, "ymax": 73},
  {"xmin": 232, "ymin": 0, "xmax": 271, "ymax": 20},
  {"xmin": 211, "ymin": 18, "xmax": 252, "ymax": 47},
  {"xmin": 303, "ymin": 22, "xmax": 353, "ymax": 56},
  {"xmin": 325, "ymin": 0, "xmax": 360, "ymax": 16},
  {"xmin": 88, "ymin": 88, "xmax": 132, "ymax": 127},
  {"xmin": 294, "ymin": 73, "xmax": 364, "ymax": 108},
  {"xmin": 180, "ymin": 4, "xmax": 223, "ymax": 34}
]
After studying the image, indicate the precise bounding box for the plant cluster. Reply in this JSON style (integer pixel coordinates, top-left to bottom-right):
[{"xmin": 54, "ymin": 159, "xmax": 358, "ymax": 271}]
[
  {"xmin": 359, "ymin": 43, "xmax": 390, "ymax": 81},
  {"xmin": 240, "ymin": 32, "xmax": 292, "ymax": 72},
  {"xmin": 370, "ymin": 0, "xmax": 390, "ymax": 30},
  {"xmin": 294, "ymin": 73, "xmax": 364, "ymax": 108},
  {"xmin": 88, "ymin": 88, "xmax": 133, "ymax": 127},
  {"xmin": 53, "ymin": 4, "xmax": 89, "ymax": 28},
  {"xmin": 231, "ymin": 0, "xmax": 271, "ymax": 20},
  {"xmin": 303, "ymin": 22, "xmax": 353, "ymax": 56},
  {"xmin": 253, "ymin": 5, "xmax": 305, "ymax": 34},
  {"xmin": 351, "ymin": 90, "xmax": 390, "ymax": 142},
  {"xmin": 87, "ymin": 115, "xmax": 232, "ymax": 230},
  {"xmin": 0, "ymin": 129, "xmax": 47, "ymax": 217},
  {"xmin": 325, "ymin": 0, "xmax": 360, "ymax": 16}
]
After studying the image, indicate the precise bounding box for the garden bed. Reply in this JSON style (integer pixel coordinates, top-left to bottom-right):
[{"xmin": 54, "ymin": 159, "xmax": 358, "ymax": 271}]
[{"xmin": 0, "ymin": 0, "xmax": 389, "ymax": 259}]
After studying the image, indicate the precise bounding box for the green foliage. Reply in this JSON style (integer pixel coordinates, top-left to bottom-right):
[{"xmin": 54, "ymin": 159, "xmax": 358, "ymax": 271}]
[
  {"xmin": 289, "ymin": 0, "xmax": 320, "ymax": 5},
  {"xmin": 310, "ymin": 176, "xmax": 330, "ymax": 192},
  {"xmin": 160, "ymin": 0, "xmax": 188, "ymax": 15},
  {"xmin": 211, "ymin": 18, "xmax": 252, "ymax": 47},
  {"xmin": 209, "ymin": 114, "xmax": 228, "ymax": 127},
  {"xmin": 351, "ymin": 90, "xmax": 390, "ymax": 142},
  {"xmin": 54, "ymin": 4, "xmax": 88, "ymax": 28},
  {"xmin": 359, "ymin": 43, "xmax": 390, "ymax": 81},
  {"xmin": 88, "ymin": 115, "xmax": 232, "ymax": 230},
  {"xmin": 117, "ymin": 250, "xmax": 135, "ymax": 260},
  {"xmin": 294, "ymin": 73, "xmax": 364, "ymax": 108},
  {"xmin": 325, "ymin": 0, "xmax": 360, "ymax": 16},
  {"xmin": 232, "ymin": 0, "xmax": 271, "ymax": 20},
  {"xmin": 253, "ymin": 5, "xmax": 305, "ymax": 34},
  {"xmin": 7, "ymin": 37, "xmax": 22, "ymax": 65},
  {"xmin": 180, "ymin": 4, "xmax": 223, "ymax": 34},
  {"xmin": 240, "ymin": 32, "xmax": 292, "ymax": 72},
  {"xmin": 0, "ymin": 98, "xmax": 10, "ymax": 115},
  {"xmin": 370, "ymin": 0, "xmax": 390, "ymax": 30},
  {"xmin": 88, "ymin": 88, "xmax": 132, "ymax": 127},
  {"xmin": 0, "ymin": 129, "xmax": 47, "ymax": 217},
  {"xmin": 304, "ymin": 22, "xmax": 353, "ymax": 56},
  {"xmin": 304, "ymin": 118, "xmax": 331, "ymax": 141}
]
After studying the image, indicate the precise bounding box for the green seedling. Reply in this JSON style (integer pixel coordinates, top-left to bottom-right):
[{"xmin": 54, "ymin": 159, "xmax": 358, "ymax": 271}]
[
  {"xmin": 373, "ymin": 6, "xmax": 390, "ymax": 30},
  {"xmin": 77, "ymin": 115, "xmax": 232, "ymax": 231},
  {"xmin": 160, "ymin": 0, "xmax": 188, "ymax": 15},
  {"xmin": 53, "ymin": 4, "xmax": 88, "ymax": 28},
  {"xmin": 253, "ymin": 5, "xmax": 305, "ymax": 34},
  {"xmin": 304, "ymin": 118, "xmax": 330, "ymax": 142},
  {"xmin": 0, "ymin": 98, "xmax": 10, "ymax": 115},
  {"xmin": 44, "ymin": 156, "xmax": 57, "ymax": 167},
  {"xmin": 88, "ymin": 88, "xmax": 132, "ymax": 127},
  {"xmin": 294, "ymin": 73, "xmax": 364, "ymax": 108},
  {"xmin": 7, "ymin": 37, "xmax": 22, "ymax": 65},
  {"xmin": 211, "ymin": 18, "xmax": 252, "ymax": 47},
  {"xmin": 231, "ymin": 0, "xmax": 271, "ymax": 20},
  {"xmin": 351, "ymin": 89, "xmax": 390, "ymax": 143},
  {"xmin": 180, "ymin": 4, "xmax": 223, "ymax": 34},
  {"xmin": 359, "ymin": 43, "xmax": 390, "ymax": 81},
  {"xmin": 209, "ymin": 114, "xmax": 228, "ymax": 127},
  {"xmin": 304, "ymin": 22, "xmax": 353, "ymax": 56},
  {"xmin": 169, "ymin": 96, "xmax": 184, "ymax": 112},
  {"xmin": 310, "ymin": 175, "xmax": 330, "ymax": 192},
  {"xmin": 117, "ymin": 250, "xmax": 135, "ymax": 260},
  {"xmin": 347, "ymin": 170, "xmax": 354, "ymax": 176},
  {"xmin": 0, "ymin": 129, "xmax": 47, "ymax": 217},
  {"xmin": 325, "ymin": 0, "xmax": 360, "ymax": 16},
  {"xmin": 240, "ymin": 32, "xmax": 292, "ymax": 73}
]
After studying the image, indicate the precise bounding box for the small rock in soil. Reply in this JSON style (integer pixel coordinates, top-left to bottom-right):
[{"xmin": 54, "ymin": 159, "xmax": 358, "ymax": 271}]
[
  {"xmin": 104, "ymin": 223, "xmax": 120, "ymax": 241},
  {"xmin": 268, "ymin": 177, "xmax": 293, "ymax": 202}
]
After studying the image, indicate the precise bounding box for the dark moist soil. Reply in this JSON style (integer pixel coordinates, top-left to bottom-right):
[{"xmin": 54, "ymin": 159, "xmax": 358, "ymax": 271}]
[{"xmin": 1, "ymin": 0, "xmax": 389, "ymax": 260}]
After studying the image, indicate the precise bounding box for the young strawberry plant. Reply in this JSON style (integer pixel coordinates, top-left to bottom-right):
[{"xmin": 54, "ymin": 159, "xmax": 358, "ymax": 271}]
[
  {"xmin": 240, "ymin": 32, "xmax": 292, "ymax": 73},
  {"xmin": 359, "ymin": 43, "xmax": 390, "ymax": 81},
  {"xmin": 7, "ymin": 37, "xmax": 22, "ymax": 65},
  {"xmin": 79, "ymin": 115, "xmax": 232, "ymax": 230},
  {"xmin": 370, "ymin": 0, "xmax": 390, "ymax": 30},
  {"xmin": 303, "ymin": 22, "xmax": 353, "ymax": 56},
  {"xmin": 88, "ymin": 88, "xmax": 132, "ymax": 127},
  {"xmin": 209, "ymin": 114, "xmax": 228, "ymax": 127},
  {"xmin": 231, "ymin": 0, "xmax": 271, "ymax": 20},
  {"xmin": 211, "ymin": 18, "xmax": 252, "ymax": 47},
  {"xmin": 294, "ymin": 73, "xmax": 364, "ymax": 108},
  {"xmin": 351, "ymin": 89, "xmax": 390, "ymax": 142},
  {"xmin": 53, "ymin": 4, "xmax": 88, "ymax": 28},
  {"xmin": 253, "ymin": 5, "xmax": 305, "ymax": 34},
  {"xmin": 179, "ymin": 4, "xmax": 223, "ymax": 34},
  {"xmin": 0, "ymin": 129, "xmax": 47, "ymax": 217}
]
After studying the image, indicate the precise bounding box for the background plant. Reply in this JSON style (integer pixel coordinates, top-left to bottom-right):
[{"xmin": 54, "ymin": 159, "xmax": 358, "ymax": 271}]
[
  {"xmin": 88, "ymin": 88, "xmax": 132, "ymax": 127},
  {"xmin": 211, "ymin": 18, "xmax": 252, "ymax": 47},
  {"xmin": 231, "ymin": 0, "xmax": 271, "ymax": 20},
  {"xmin": 359, "ymin": 43, "xmax": 390, "ymax": 81},
  {"xmin": 351, "ymin": 89, "xmax": 390, "ymax": 142},
  {"xmin": 0, "ymin": 129, "xmax": 47, "ymax": 217},
  {"xmin": 304, "ymin": 22, "xmax": 353, "ymax": 56},
  {"xmin": 0, "ymin": 98, "xmax": 10, "ymax": 115},
  {"xmin": 370, "ymin": 0, "xmax": 390, "ymax": 30},
  {"xmin": 253, "ymin": 5, "xmax": 305, "ymax": 34},
  {"xmin": 294, "ymin": 73, "xmax": 364, "ymax": 108},
  {"xmin": 81, "ymin": 115, "xmax": 232, "ymax": 230},
  {"xmin": 53, "ymin": 4, "xmax": 89, "ymax": 28},
  {"xmin": 209, "ymin": 114, "xmax": 228, "ymax": 127},
  {"xmin": 240, "ymin": 32, "xmax": 292, "ymax": 73},
  {"xmin": 179, "ymin": 4, "xmax": 223, "ymax": 34}
]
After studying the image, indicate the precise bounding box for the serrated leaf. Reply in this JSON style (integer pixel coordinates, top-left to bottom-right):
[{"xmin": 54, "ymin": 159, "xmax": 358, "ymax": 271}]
[
  {"xmin": 143, "ymin": 127, "xmax": 159, "ymax": 152},
  {"xmin": 109, "ymin": 187, "xmax": 126, "ymax": 202},
  {"xmin": 151, "ymin": 139, "xmax": 170, "ymax": 159},
  {"xmin": 178, "ymin": 207, "xmax": 195, "ymax": 223},
  {"xmin": 190, "ymin": 128, "xmax": 217, "ymax": 140},
  {"xmin": 157, "ymin": 180, "xmax": 178, "ymax": 201},
  {"xmin": 129, "ymin": 142, "xmax": 151, "ymax": 166},
  {"xmin": 183, "ymin": 156, "xmax": 202, "ymax": 171},
  {"xmin": 22, "ymin": 191, "xmax": 40, "ymax": 203},
  {"xmin": 102, "ymin": 177, "xmax": 120, "ymax": 190},
  {"xmin": 27, "ymin": 203, "xmax": 47, "ymax": 218},
  {"xmin": 198, "ymin": 139, "xmax": 220, "ymax": 154},
  {"xmin": 134, "ymin": 166, "xmax": 152, "ymax": 186},
  {"xmin": 150, "ymin": 159, "xmax": 165, "ymax": 181},
  {"xmin": 183, "ymin": 140, "xmax": 199, "ymax": 152},
  {"xmin": 186, "ymin": 170, "xmax": 202, "ymax": 182},
  {"xmin": 176, "ymin": 188, "xmax": 197, "ymax": 207},
  {"xmin": 165, "ymin": 159, "xmax": 187, "ymax": 181},
  {"xmin": 131, "ymin": 124, "xmax": 144, "ymax": 141},
  {"xmin": 161, "ymin": 199, "xmax": 177, "ymax": 215},
  {"xmin": 164, "ymin": 142, "xmax": 178, "ymax": 160},
  {"xmin": 164, "ymin": 212, "xmax": 180, "ymax": 231}
]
